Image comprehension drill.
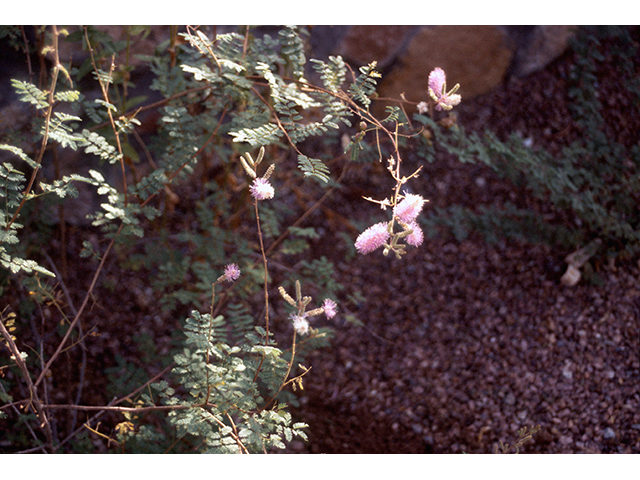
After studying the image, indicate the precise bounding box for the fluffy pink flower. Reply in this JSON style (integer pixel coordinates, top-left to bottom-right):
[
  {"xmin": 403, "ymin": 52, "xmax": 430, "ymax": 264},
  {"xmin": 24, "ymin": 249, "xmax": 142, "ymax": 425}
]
[
  {"xmin": 405, "ymin": 221, "xmax": 424, "ymax": 247},
  {"xmin": 394, "ymin": 193, "xmax": 425, "ymax": 224},
  {"xmin": 355, "ymin": 222, "xmax": 390, "ymax": 255},
  {"xmin": 221, "ymin": 263, "xmax": 241, "ymax": 282},
  {"xmin": 290, "ymin": 313, "xmax": 309, "ymax": 335},
  {"xmin": 428, "ymin": 67, "xmax": 461, "ymax": 111},
  {"xmin": 322, "ymin": 299, "xmax": 338, "ymax": 319},
  {"xmin": 250, "ymin": 177, "xmax": 274, "ymax": 201},
  {"xmin": 428, "ymin": 68, "xmax": 446, "ymax": 95}
]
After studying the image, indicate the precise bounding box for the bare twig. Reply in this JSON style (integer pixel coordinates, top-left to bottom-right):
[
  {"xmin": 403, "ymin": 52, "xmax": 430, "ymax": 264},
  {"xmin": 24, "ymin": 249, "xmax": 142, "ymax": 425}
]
[
  {"xmin": 34, "ymin": 223, "xmax": 124, "ymax": 388},
  {"xmin": 0, "ymin": 319, "xmax": 54, "ymax": 451}
]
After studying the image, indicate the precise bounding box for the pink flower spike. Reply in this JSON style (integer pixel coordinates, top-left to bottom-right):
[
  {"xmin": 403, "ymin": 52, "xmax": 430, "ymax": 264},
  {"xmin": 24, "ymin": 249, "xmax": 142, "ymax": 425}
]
[
  {"xmin": 428, "ymin": 67, "xmax": 461, "ymax": 111},
  {"xmin": 250, "ymin": 177, "xmax": 274, "ymax": 201},
  {"xmin": 406, "ymin": 221, "xmax": 424, "ymax": 247},
  {"xmin": 290, "ymin": 313, "xmax": 309, "ymax": 335},
  {"xmin": 322, "ymin": 299, "xmax": 338, "ymax": 319},
  {"xmin": 355, "ymin": 221, "xmax": 390, "ymax": 255},
  {"xmin": 222, "ymin": 263, "xmax": 241, "ymax": 282},
  {"xmin": 394, "ymin": 193, "xmax": 425, "ymax": 224},
  {"xmin": 428, "ymin": 68, "xmax": 446, "ymax": 94}
]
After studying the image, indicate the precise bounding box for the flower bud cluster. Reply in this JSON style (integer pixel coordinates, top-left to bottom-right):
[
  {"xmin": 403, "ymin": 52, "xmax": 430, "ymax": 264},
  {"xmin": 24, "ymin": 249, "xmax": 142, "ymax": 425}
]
[
  {"xmin": 355, "ymin": 192, "xmax": 427, "ymax": 257},
  {"xmin": 416, "ymin": 67, "xmax": 461, "ymax": 114},
  {"xmin": 354, "ymin": 68, "xmax": 460, "ymax": 258},
  {"xmin": 279, "ymin": 281, "xmax": 338, "ymax": 335},
  {"xmin": 240, "ymin": 146, "xmax": 275, "ymax": 201},
  {"xmin": 428, "ymin": 67, "xmax": 461, "ymax": 111}
]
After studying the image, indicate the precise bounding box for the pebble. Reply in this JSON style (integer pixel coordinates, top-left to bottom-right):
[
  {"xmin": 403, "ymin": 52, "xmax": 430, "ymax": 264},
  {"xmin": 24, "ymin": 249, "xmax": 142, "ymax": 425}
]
[
  {"xmin": 504, "ymin": 392, "xmax": 516, "ymax": 405},
  {"xmin": 558, "ymin": 435, "xmax": 573, "ymax": 446},
  {"xmin": 603, "ymin": 427, "xmax": 616, "ymax": 440}
]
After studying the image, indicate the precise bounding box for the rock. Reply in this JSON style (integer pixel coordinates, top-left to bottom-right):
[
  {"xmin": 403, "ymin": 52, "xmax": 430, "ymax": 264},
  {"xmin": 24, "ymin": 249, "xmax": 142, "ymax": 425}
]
[
  {"xmin": 310, "ymin": 25, "xmax": 577, "ymax": 109},
  {"xmin": 603, "ymin": 427, "xmax": 616, "ymax": 441},
  {"xmin": 509, "ymin": 26, "xmax": 577, "ymax": 77},
  {"xmin": 379, "ymin": 25, "xmax": 514, "ymax": 103},
  {"xmin": 504, "ymin": 391, "xmax": 516, "ymax": 406},
  {"xmin": 561, "ymin": 264, "xmax": 582, "ymax": 286},
  {"xmin": 558, "ymin": 434, "xmax": 573, "ymax": 446},
  {"xmin": 330, "ymin": 25, "xmax": 419, "ymax": 70}
]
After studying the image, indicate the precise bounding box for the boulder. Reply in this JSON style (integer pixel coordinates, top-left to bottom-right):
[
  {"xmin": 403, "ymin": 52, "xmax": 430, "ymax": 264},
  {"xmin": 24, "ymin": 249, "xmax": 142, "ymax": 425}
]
[
  {"xmin": 312, "ymin": 25, "xmax": 419, "ymax": 70},
  {"xmin": 377, "ymin": 25, "xmax": 514, "ymax": 103},
  {"xmin": 311, "ymin": 25, "xmax": 577, "ymax": 107},
  {"xmin": 508, "ymin": 25, "xmax": 577, "ymax": 77}
]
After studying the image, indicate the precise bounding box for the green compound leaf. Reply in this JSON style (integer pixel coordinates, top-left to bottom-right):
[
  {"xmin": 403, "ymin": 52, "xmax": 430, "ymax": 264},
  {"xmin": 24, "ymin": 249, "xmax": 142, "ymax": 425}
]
[
  {"xmin": 297, "ymin": 155, "xmax": 330, "ymax": 183},
  {"xmin": 11, "ymin": 79, "xmax": 48, "ymax": 109}
]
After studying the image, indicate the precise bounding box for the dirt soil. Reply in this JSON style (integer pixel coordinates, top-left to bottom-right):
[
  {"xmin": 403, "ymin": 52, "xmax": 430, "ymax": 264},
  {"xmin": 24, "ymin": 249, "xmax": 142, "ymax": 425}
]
[{"xmin": 284, "ymin": 30, "xmax": 640, "ymax": 454}]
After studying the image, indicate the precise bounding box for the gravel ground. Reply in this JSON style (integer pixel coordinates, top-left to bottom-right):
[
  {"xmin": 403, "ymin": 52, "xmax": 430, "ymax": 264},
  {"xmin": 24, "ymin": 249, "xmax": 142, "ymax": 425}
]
[
  {"xmin": 285, "ymin": 28, "xmax": 640, "ymax": 454},
  {"xmin": 288, "ymin": 237, "xmax": 640, "ymax": 453}
]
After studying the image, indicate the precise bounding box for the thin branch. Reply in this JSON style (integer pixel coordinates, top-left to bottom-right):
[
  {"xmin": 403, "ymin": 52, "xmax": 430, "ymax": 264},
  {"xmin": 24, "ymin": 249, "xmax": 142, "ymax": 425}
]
[
  {"xmin": 0, "ymin": 382, "xmax": 40, "ymax": 444},
  {"xmin": 42, "ymin": 253, "xmax": 87, "ymax": 433},
  {"xmin": 42, "ymin": 404, "xmax": 193, "ymax": 413},
  {"xmin": 0, "ymin": 318, "xmax": 54, "ymax": 451},
  {"xmin": 83, "ymin": 26, "xmax": 128, "ymax": 205},
  {"xmin": 253, "ymin": 199, "xmax": 270, "ymax": 340},
  {"xmin": 34, "ymin": 223, "xmax": 123, "ymax": 388},
  {"xmin": 54, "ymin": 363, "xmax": 174, "ymax": 451},
  {"xmin": 225, "ymin": 412, "xmax": 249, "ymax": 454}
]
